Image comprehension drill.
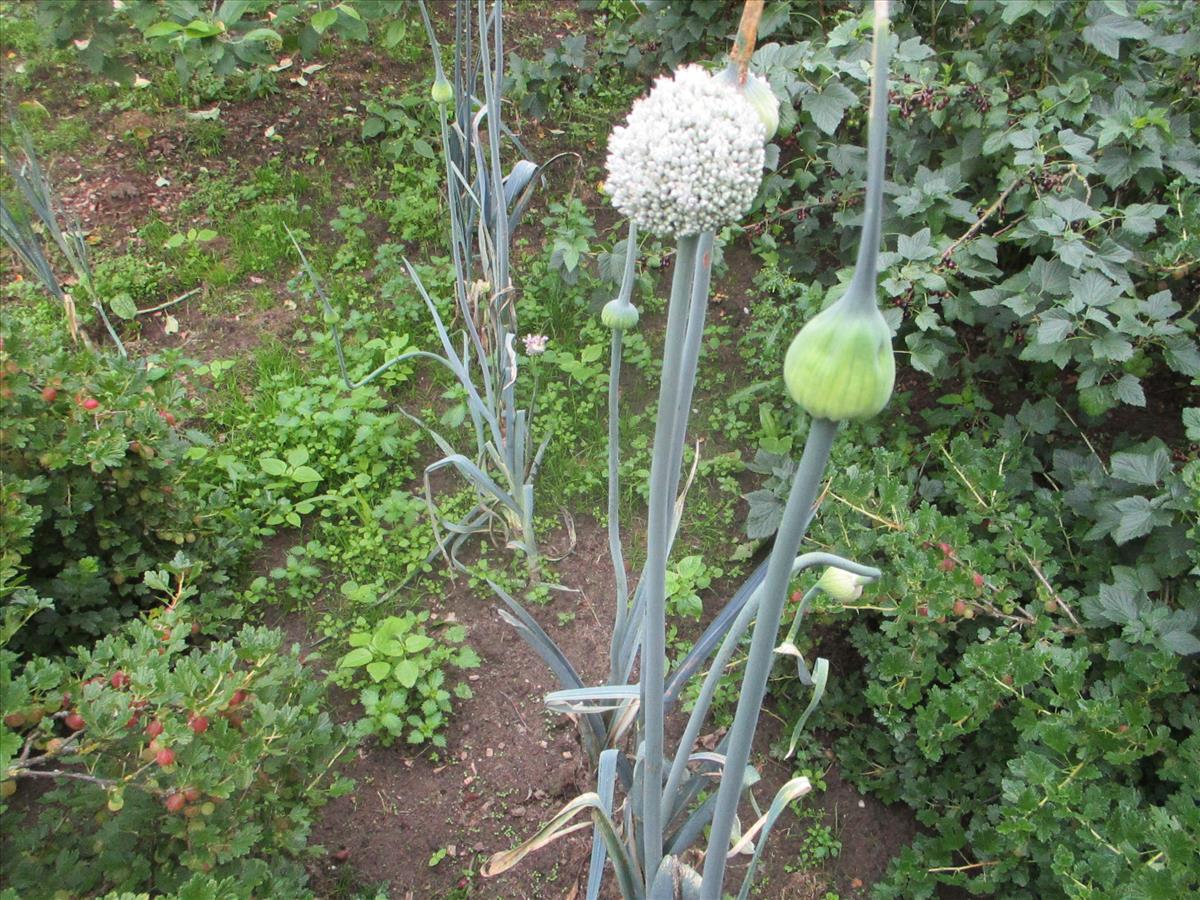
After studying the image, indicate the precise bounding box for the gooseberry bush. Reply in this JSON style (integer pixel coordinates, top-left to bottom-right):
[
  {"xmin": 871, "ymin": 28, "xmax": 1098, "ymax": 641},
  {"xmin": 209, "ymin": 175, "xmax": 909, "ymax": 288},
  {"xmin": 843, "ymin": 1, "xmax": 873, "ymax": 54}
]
[
  {"xmin": 774, "ymin": 427, "xmax": 1199, "ymax": 898},
  {"xmin": 0, "ymin": 564, "xmax": 354, "ymax": 897},
  {"xmin": 0, "ymin": 316, "xmax": 250, "ymax": 654}
]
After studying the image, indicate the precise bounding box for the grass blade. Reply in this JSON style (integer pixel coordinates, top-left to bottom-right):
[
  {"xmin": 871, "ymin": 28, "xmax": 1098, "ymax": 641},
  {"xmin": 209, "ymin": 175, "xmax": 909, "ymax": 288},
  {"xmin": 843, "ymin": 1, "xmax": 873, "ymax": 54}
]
[
  {"xmin": 545, "ymin": 685, "xmax": 641, "ymax": 714},
  {"xmin": 484, "ymin": 792, "xmax": 641, "ymax": 900}
]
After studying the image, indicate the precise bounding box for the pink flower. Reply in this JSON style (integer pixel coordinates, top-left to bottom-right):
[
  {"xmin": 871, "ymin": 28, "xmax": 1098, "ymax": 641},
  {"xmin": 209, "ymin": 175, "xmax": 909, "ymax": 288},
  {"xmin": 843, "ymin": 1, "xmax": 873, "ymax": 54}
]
[{"xmin": 523, "ymin": 334, "xmax": 548, "ymax": 356}]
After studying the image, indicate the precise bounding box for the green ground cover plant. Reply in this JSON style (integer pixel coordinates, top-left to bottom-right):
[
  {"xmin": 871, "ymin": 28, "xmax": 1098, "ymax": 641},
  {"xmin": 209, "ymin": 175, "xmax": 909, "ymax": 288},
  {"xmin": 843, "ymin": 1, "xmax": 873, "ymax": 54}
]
[
  {"xmin": 31, "ymin": 0, "xmax": 412, "ymax": 102},
  {"xmin": 332, "ymin": 611, "xmax": 480, "ymax": 748}
]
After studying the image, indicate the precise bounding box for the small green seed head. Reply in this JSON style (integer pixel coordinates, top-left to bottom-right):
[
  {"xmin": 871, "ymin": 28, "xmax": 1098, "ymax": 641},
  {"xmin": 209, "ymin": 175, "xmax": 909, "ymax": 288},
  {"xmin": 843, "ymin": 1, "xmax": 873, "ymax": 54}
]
[
  {"xmin": 817, "ymin": 567, "xmax": 868, "ymax": 602},
  {"xmin": 431, "ymin": 73, "xmax": 454, "ymax": 106},
  {"xmin": 783, "ymin": 297, "xmax": 894, "ymax": 421},
  {"xmin": 601, "ymin": 298, "xmax": 639, "ymax": 331}
]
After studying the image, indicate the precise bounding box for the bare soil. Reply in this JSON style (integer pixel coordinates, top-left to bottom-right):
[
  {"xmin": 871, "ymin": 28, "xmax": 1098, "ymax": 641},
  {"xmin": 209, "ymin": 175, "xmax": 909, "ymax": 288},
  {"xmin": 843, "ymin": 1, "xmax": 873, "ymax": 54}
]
[{"xmin": 292, "ymin": 517, "xmax": 919, "ymax": 899}]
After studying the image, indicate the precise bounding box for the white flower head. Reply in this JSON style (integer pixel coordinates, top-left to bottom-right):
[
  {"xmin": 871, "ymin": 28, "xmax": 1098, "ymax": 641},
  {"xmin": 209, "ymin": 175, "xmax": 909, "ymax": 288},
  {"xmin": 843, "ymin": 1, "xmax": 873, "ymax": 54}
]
[
  {"xmin": 523, "ymin": 333, "xmax": 548, "ymax": 356},
  {"xmin": 605, "ymin": 65, "xmax": 766, "ymax": 238}
]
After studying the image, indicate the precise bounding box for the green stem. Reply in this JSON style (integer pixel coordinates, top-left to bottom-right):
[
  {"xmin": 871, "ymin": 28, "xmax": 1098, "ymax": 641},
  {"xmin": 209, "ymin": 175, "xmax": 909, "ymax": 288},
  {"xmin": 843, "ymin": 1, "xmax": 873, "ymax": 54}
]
[
  {"xmin": 699, "ymin": 417, "xmax": 839, "ymax": 895},
  {"xmin": 641, "ymin": 233, "xmax": 699, "ymax": 889},
  {"xmin": 608, "ymin": 221, "xmax": 638, "ymax": 684},
  {"xmin": 664, "ymin": 232, "xmax": 715, "ymax": 511},
  {"xmin": 848, "ymin": 1, "xmax": 891, "ymax": 311},
  {"xmin": 607, "ymin": 328, "xmax": 629, "ymax": 684},
  {"xmin": 780, "ymin": 585, "xmax": 820, "ymax": 651},
  {"xmin": 662, "ymin": 553, "xmax": 877, "ymax": 828}
]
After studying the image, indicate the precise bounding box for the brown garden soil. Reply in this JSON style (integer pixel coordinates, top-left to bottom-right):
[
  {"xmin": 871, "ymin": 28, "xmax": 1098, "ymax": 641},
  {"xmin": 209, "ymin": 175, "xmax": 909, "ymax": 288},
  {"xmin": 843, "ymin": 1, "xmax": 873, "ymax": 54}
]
[
  {"xmin": 271, "ymin": 515, "xmax": 921, "ymax": 900},
  {"xmin": 2, "ymin": 2, "xmax": 930, "ymax": 896}
]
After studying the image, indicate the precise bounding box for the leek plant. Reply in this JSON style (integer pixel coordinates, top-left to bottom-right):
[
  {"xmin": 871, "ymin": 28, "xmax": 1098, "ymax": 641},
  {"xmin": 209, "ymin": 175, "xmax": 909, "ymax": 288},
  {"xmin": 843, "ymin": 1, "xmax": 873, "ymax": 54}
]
[
  {"xmin": 487, "ymin": 1, "xmax": 898, "ymax": 896},
  {"xmin": 293, "ymin": 0, "xmax": 566, "ymax": 575},
  {"xmin": 1, "ymin": 132, "xmax": 127, "ymax": 355}
]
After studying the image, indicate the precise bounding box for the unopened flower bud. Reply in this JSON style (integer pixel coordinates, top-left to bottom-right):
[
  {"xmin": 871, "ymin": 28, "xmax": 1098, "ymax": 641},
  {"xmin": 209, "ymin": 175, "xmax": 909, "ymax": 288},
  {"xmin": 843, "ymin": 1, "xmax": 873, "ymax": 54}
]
[
  {"xmin": 783, "ymin": 294, "xmax": 894, "ymax": 422},
  {"xmin": 601, "ymin": 298, "xmax": 639, "ymax": 330},
  {"xmin": 431, "ymin": 72, "xmax": 454, "ymax": 106},
  {"xmin": 817, "ymin": 567, "xmax": 869, "ymax": 602},
  {"xmin": 724, "ymin": 69, "xmax": 779, "ymax": 141}
]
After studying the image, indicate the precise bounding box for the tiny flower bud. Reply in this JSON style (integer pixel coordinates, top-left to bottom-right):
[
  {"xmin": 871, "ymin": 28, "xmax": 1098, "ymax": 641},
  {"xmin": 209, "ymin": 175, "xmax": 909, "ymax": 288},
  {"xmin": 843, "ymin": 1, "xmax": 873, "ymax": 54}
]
[{"xmin": 431, "ymin": 72, "xmax": 454, "ymax": 106}]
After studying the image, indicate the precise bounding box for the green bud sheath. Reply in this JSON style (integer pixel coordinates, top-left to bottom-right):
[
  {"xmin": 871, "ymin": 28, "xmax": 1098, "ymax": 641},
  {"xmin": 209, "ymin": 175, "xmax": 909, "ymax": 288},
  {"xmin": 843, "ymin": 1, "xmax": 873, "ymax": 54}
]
[
  {"xmin": 431, "ymin": 72, "xmax": 454, "ymax": 106},
  {"xmin": 601, "ymin": 297, "xmax": 639, "ymax": 330},
  {"xmin": 783, "ymin": 297, "xmax": 894, "ymax": 421},
  {"xmin": 816, "ymin": 566, "xmax": 867, "ymax": 602}
]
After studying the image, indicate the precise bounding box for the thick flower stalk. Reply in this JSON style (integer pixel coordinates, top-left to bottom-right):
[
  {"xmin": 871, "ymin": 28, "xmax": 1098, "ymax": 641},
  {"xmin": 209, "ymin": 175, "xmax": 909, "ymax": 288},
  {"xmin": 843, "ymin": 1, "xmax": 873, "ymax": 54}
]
[
  {"xmin": 604, "ymin": 222, "xmax": 639, "ymax": 683},
  {"xmin": 700, "ymin": 1, "xmax": 894, "ymax": 893},
  {"xmin": 603, "ymin": 50, "xmax": 773, "ymax": 889},
  {"xmin": 605, "ymin": 65, "xmax": 766, "ymax": 238}
]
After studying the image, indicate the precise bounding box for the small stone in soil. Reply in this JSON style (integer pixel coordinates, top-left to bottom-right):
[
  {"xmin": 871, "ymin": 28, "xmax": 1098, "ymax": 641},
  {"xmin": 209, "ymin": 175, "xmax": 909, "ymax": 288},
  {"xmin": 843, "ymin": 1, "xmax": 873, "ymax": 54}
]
[{"xmin": 510, "ymin": 806, "xmax": 526, "ymax": 818}]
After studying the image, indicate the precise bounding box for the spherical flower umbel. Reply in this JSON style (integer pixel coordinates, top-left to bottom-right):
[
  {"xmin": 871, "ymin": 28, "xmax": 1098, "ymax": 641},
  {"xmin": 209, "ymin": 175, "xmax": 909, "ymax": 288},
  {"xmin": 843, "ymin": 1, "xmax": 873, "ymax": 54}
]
[{"xmin": 605, "ymin": 65, "xmax": 766, "ymax": 238}]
